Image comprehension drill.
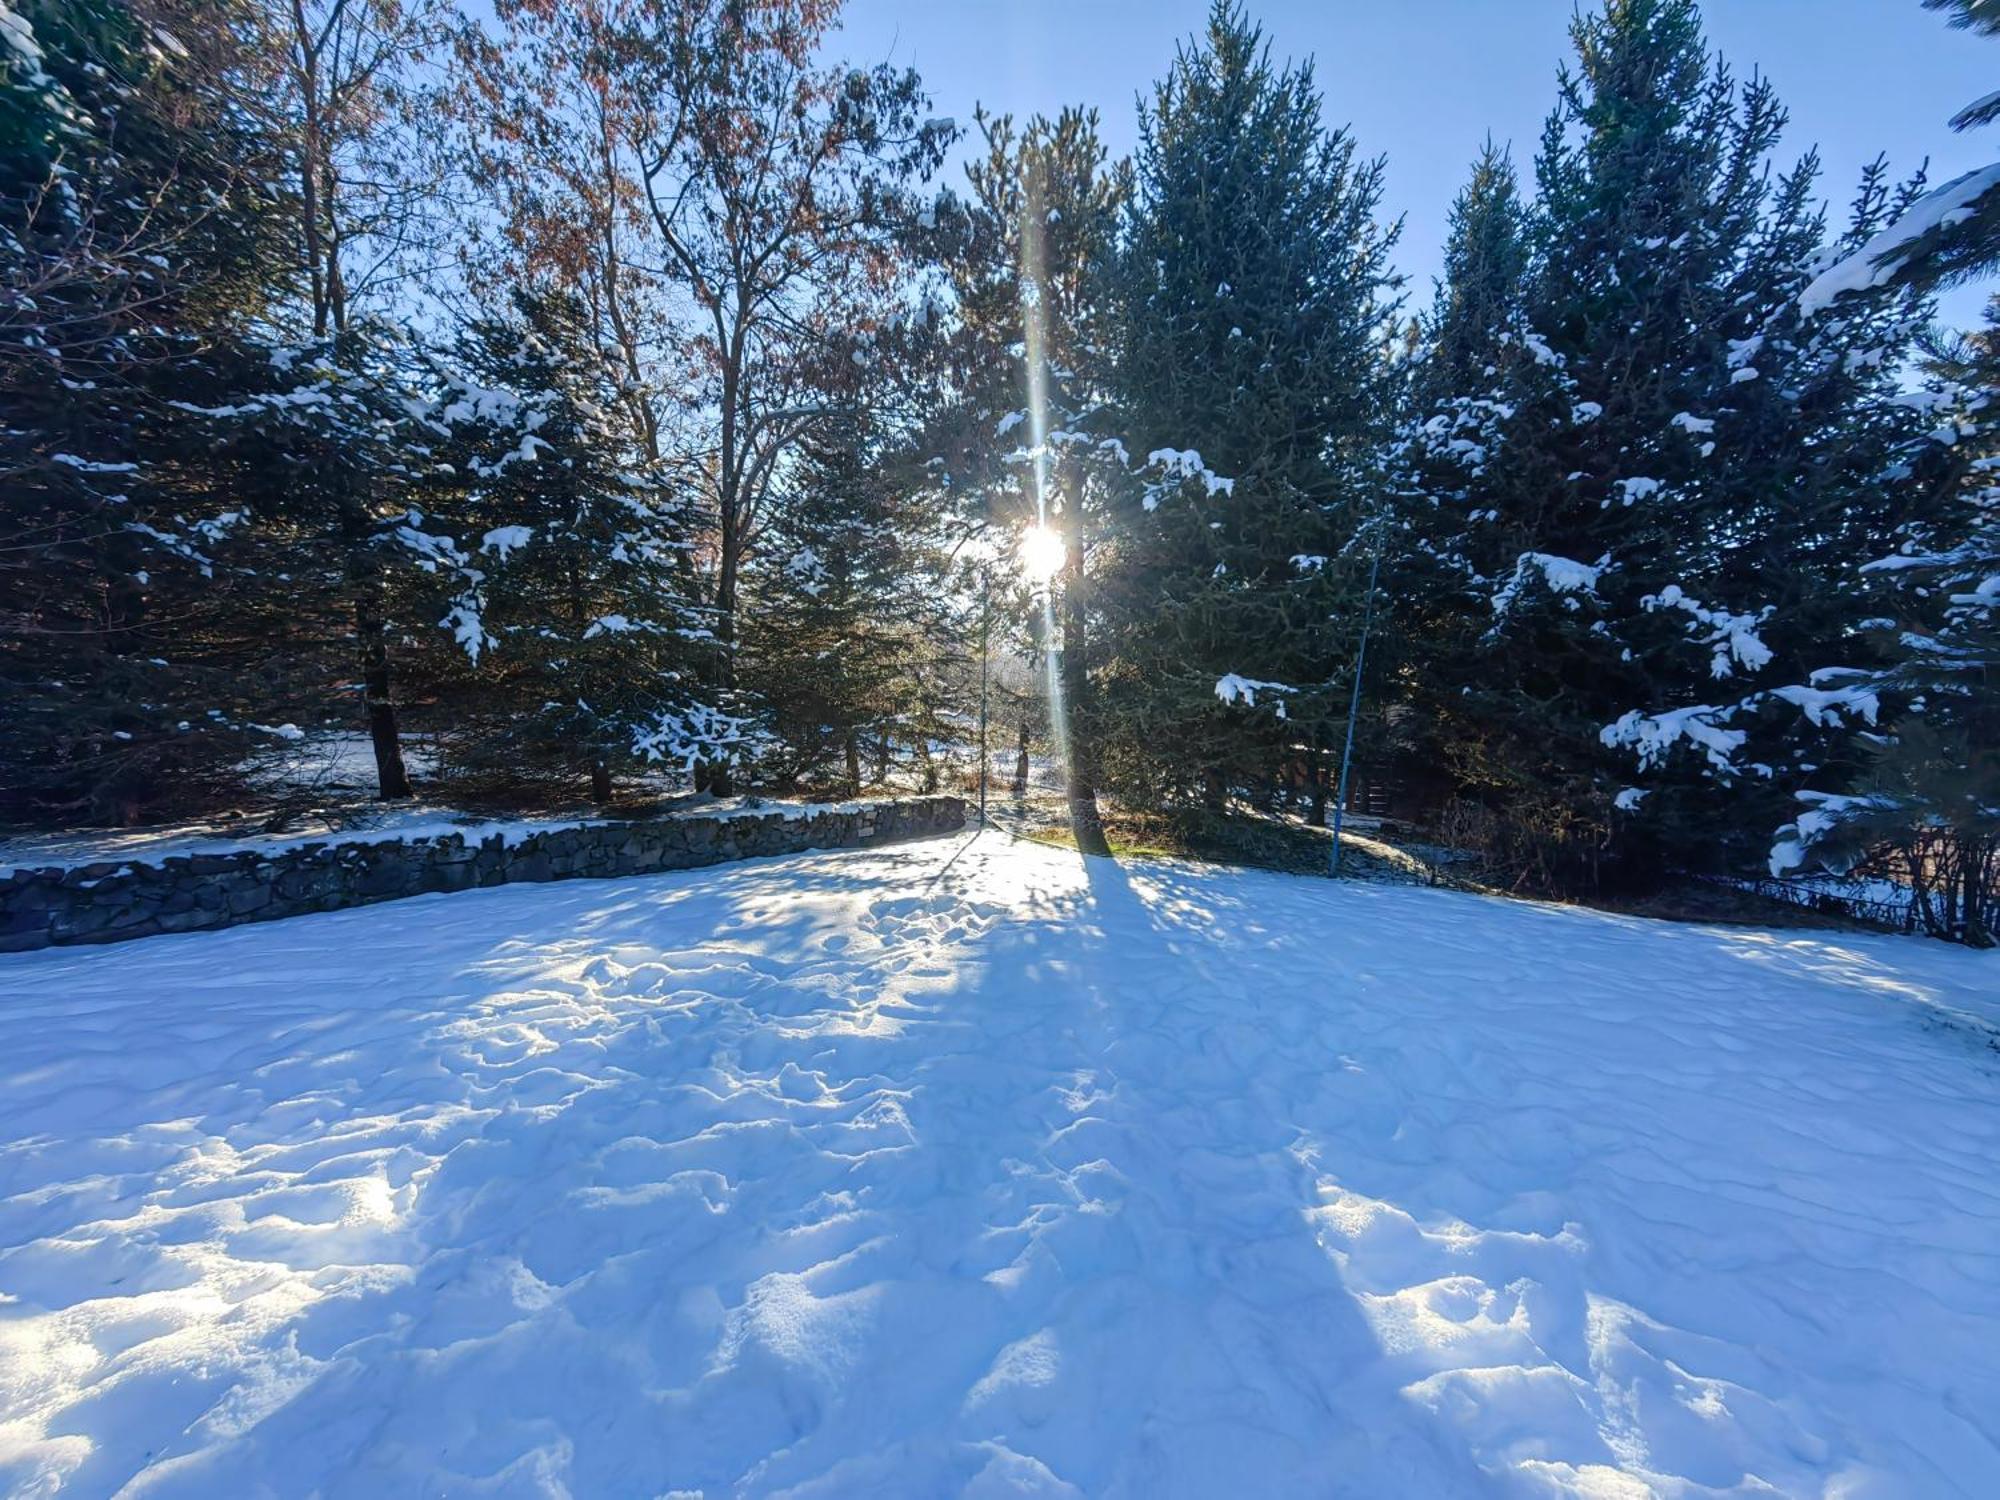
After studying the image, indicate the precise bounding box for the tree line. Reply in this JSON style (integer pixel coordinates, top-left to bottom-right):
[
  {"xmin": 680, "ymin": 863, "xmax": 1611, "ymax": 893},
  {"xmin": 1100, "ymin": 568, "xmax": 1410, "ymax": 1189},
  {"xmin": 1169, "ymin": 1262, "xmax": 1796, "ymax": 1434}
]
[{"xmin": 3, "ymin": 0, "xmax": 1994, "ymax": 941}]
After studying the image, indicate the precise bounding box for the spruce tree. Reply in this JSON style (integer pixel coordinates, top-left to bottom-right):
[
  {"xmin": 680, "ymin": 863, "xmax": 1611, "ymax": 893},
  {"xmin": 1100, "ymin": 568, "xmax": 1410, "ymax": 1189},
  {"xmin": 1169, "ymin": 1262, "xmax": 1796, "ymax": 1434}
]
[
  {"xmin": 1768, "ymin": 310, "xmax": 2000, "ymax": 946},
  {"xmin": 179, "ymin": 319, "xmax": 453, "ymax": 802},
  {"xmin": 1422, "ymin": 141, "xmax": 1529, "ymax": 406},
  {"xmin": 1381, "ymin": 143, "xmax": 1541, "ymax": 825},
  {"xmin": 925, "ymin": 109, "xmax": 1130, "ymax": 854},
  {"xmin": 1396, "ymin": 0, "xmax": 1955, "ymax": 892},
  {"xmin": 418, "ymin": 289, "xmax": 743, "ymax": 802},
  {"xmin": 740, "ymin": 413, "xmax": 955, "ymax": 795},
  {"xmin": 1106, "ymin": 1, "xmax": 1401, "ymax": 818},
  {"xmin": 1, "ymin": 0, "xmax": 296, "ymax": 823}
]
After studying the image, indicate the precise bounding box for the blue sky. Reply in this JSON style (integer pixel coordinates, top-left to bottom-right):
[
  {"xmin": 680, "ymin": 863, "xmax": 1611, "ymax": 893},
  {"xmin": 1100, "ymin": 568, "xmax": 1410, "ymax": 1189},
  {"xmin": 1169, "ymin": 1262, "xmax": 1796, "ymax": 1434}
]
[{"xmin": 837, "ymin": 0, "xmax": 1999, "ymax": 328}]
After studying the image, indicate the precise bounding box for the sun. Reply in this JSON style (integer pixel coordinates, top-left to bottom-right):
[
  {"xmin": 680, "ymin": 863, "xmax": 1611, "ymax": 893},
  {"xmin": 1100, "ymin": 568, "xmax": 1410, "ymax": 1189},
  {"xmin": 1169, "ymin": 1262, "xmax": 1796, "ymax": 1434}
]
[{"xmin": 1018, "ymin": 523, "xmax": 1066, "ymax": 584}]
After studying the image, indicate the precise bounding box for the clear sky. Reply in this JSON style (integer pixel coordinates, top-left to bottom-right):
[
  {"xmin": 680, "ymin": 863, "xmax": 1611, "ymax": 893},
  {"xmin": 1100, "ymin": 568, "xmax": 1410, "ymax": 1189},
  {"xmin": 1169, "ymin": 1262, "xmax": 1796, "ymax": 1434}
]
[{"xmin": 836, "ymin": 0, "xmax": 2000, "ymax": 328}]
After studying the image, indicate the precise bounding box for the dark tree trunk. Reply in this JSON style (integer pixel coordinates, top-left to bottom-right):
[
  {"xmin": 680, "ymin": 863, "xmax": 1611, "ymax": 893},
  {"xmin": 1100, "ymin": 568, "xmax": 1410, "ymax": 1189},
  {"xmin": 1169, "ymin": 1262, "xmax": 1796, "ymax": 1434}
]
[
  {"xmin": 1308, "ymin": 740, "xmax": 1329, "ymax": 828},
  {"xmin": 1012, "ymin": 716, "xmax": 1030, "ymax": 797},
  {"xmin": 345, "ymin": 536, "xmax": 411, "ymax": 800},
  {"xmin": 714, "ymin": 533, "xmax": 740, "ymax": 687},
  {"xmin": 696, "ymin": 531, "xmax": 739, "ymax": 798},
  {"xmin": 357, "ymin": 605, "xmax": 411, "ymax": 799},
  {"xmin": 844, "ymin": 730, "xmax": 862, "ymax": 796},
  {"xmin": 1057, "ymin": 526, "xmax": 1110, "ymax": 859},
  {"xmin": 591, "ymin": 760, "xmax": 613, "ymax": 804}
]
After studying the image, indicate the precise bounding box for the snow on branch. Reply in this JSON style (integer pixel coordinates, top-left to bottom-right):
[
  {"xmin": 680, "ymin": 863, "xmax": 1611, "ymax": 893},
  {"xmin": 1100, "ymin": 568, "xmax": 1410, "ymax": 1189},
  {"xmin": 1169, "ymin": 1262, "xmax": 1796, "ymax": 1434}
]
[
  {"xmin": 1601, "ymin": 704, "xmax": 1747, "ymax": 773},
  {"xmin": 480, "ymin": 525, "xmax": 532, "ymax": 560},
  {"xmin": 439, "ymin": 602, "xmax": 492, "ymax": 662},
  {"xmin": 1, "ymin": 2, "xmax": 63, "ymax": 102},
  {"xmin": 1641, "ymin": 584, "xmax": 1773, "ymax": 677},
  {"xmin": 1000, "ymin": 431, "xmax": 1237, "ymax": 514},
  {"xmin": 1491, "ymin": 551, "xmax": 1603, "ymax": 619},
  {"xmin": 630, "ymin": 701, "xmax": 763, "ymax": 770},
  {"xmin": 1799, "ymin": 163, "xmax": 2000, "ymax": 314},
  {"xmin": 1768, "ymin": 790, "xmax": 1901, "ymax": 876},
  {"xmin": 1142, "ymin": 448, "xmax": 1235, "ymax": 509},
  {"xmin": 1214, "ymin": 674, "xmax": 1298, "ymax": 715},
  {"xmin": 1769, "ymin": 673, "xmax": 1881, "ymax": 729}
]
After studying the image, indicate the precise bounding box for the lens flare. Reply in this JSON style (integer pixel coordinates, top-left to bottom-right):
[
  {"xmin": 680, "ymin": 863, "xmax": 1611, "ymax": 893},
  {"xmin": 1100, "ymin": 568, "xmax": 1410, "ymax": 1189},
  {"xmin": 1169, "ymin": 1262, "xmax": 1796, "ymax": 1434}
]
[
  {"xmin": 1018, "ymin": 523, "xmax": 1066, "ymax": 583},
  {"xmin": 1017, "ymin": 159, "xmax": 1084, "ymax": 845}
]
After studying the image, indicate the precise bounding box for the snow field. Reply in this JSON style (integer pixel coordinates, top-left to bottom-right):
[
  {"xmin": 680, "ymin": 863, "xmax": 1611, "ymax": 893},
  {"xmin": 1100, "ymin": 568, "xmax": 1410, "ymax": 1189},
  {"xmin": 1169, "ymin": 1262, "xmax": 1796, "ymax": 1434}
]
[{"xmin": 0, "ymin": 833, "xmax": 1996, "ymax": 1496}]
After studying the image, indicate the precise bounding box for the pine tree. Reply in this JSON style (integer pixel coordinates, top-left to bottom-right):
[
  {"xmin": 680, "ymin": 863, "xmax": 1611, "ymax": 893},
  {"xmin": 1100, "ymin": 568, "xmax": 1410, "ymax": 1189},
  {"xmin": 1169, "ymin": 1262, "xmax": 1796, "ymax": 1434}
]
[
  {"xmin": 740, "ymin": 416, "xmax": 950, "ymax": 795},
  {"xmin": 1769, "ymin": 312, "xmax": 2000, "ymax": 947},
  {"xmin": 1104, "ymin": 1, "xmax": 1402, "ymax": 819},
  {"xmin": 925, "ymin": 109, "xmax": 1131, "ymax": 854},
  {"xmin": 418, "ymin": 289, "xmax": 744, "ymax": 802},
  {"xmin": 1396, "ymin": 0, "xmax": 1955, "ymax": 892},
  {"xmin": 1, "ymin": 0, "xmax": 297, "ymax": 824}
]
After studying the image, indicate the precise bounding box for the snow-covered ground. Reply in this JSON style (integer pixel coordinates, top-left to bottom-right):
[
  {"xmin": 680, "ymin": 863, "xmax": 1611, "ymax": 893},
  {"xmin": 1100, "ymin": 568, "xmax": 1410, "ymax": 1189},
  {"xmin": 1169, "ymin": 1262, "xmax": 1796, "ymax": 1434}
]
[{"xmin": 1, "ymin": 834, "xmax": 1996, "ymax": 1497}]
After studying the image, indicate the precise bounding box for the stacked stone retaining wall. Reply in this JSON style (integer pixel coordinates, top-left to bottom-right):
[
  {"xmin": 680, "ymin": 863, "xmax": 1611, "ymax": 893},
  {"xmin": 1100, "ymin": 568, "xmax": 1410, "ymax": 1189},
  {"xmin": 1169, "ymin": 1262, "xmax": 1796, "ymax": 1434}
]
[{"xmin": 0, "ymin": 796, "xmax": 967, "ymax": 953}]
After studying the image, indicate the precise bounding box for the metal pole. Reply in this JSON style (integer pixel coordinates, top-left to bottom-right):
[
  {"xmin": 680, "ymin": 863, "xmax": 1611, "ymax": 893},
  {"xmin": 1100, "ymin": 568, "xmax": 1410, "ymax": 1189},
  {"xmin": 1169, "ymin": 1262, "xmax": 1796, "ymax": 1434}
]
[
  {"xmin": 977, "ymin": 571, "xmax": 990, "ymax": 828},
  {"xmin": 1330, "ymin": 546, "xmax": 1382, "ymax": 877}
]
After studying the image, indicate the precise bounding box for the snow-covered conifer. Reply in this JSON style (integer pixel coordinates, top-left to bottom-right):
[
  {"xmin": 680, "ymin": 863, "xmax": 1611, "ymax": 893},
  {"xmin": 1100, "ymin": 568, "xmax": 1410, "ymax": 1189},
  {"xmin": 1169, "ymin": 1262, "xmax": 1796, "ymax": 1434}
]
[
  {"xmin": 0, "ymin": 0, "xmax": 297, "ymax": 823},
  {"xmin": 1104, "ymin": 0, "xmax": 1403, "ymax": 818},
  {"xmin": 1394, "ymin": 0, "xmax": 1959, "ymax": 892},
  {"xmin": 406, "ymin": 291, "xmax": 745, "ymax": 800}
]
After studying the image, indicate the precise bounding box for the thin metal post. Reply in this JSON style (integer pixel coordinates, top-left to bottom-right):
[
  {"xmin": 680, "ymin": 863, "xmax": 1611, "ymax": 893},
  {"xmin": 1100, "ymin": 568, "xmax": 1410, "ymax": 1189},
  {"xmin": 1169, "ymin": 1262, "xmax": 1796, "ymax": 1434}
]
[{"xmin": 1331, "ymin": 546, "xmax": 1382, "ymax": 877}]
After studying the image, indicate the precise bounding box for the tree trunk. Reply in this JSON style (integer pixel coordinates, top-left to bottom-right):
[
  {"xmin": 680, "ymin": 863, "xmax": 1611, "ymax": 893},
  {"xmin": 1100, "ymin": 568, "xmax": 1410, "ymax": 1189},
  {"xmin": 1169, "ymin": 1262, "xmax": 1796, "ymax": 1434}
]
[
  {"xmin": 697, "ymin": 529, "xmax": 739, "ymax": 798},
  {"xmin": 346, "ymin": 540, "xmax": 411, "ymax": 800},
  {"xmin": 1012, "ymin": 716, "xmax": 1030, "ymax": 798},
  {"xmin": 844, "ymin": 730, "xmax": 861, "ymax": 796},
  {"xmin": 714, "ymin": 530, "xmax": 740, "ymax": 686},
  {"xmin": 1057, "ymin": 527, "xmax": 1111, "ymax": 858},
  {"xmin": 1308, "ymin": 740, "xmax": 1329, "ymax": 828},
  {"xmin": 290, "ymin": 0, "xmax": 330, "ymax": 337},
  {"xmin": 1972, "ymin": 838, "xmax": 1995, "ymax": 948},
  {"xmin": 591, "ymin": 760, "xmax": 612, "ymax": 804}
]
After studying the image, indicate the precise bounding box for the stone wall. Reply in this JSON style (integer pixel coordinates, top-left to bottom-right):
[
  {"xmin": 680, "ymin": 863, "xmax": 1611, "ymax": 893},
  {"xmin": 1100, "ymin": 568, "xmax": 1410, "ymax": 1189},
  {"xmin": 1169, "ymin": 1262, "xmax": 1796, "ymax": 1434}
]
[{"xmin": 0, "ymin": 797, "xmax": 966, "ymax": 954}]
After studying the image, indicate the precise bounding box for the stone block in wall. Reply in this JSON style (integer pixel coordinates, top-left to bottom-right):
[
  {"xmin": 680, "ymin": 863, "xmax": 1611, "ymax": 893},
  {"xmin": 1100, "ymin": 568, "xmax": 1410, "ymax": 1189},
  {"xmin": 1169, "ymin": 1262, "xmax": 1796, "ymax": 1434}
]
[
  {"xmin": 430, "ymin": 861, "xmax": 478, "ymax": 894},
  {"xmin": 355, "ymin": 856, "xmax": 410, "ymax": 898},
  {"xmin": 227, "ymin": 880, "xmax": 274, "ymax": 916},
  {"xmin": 154, "ymin": 905, "xmax": 220, "ymax": 935}
]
